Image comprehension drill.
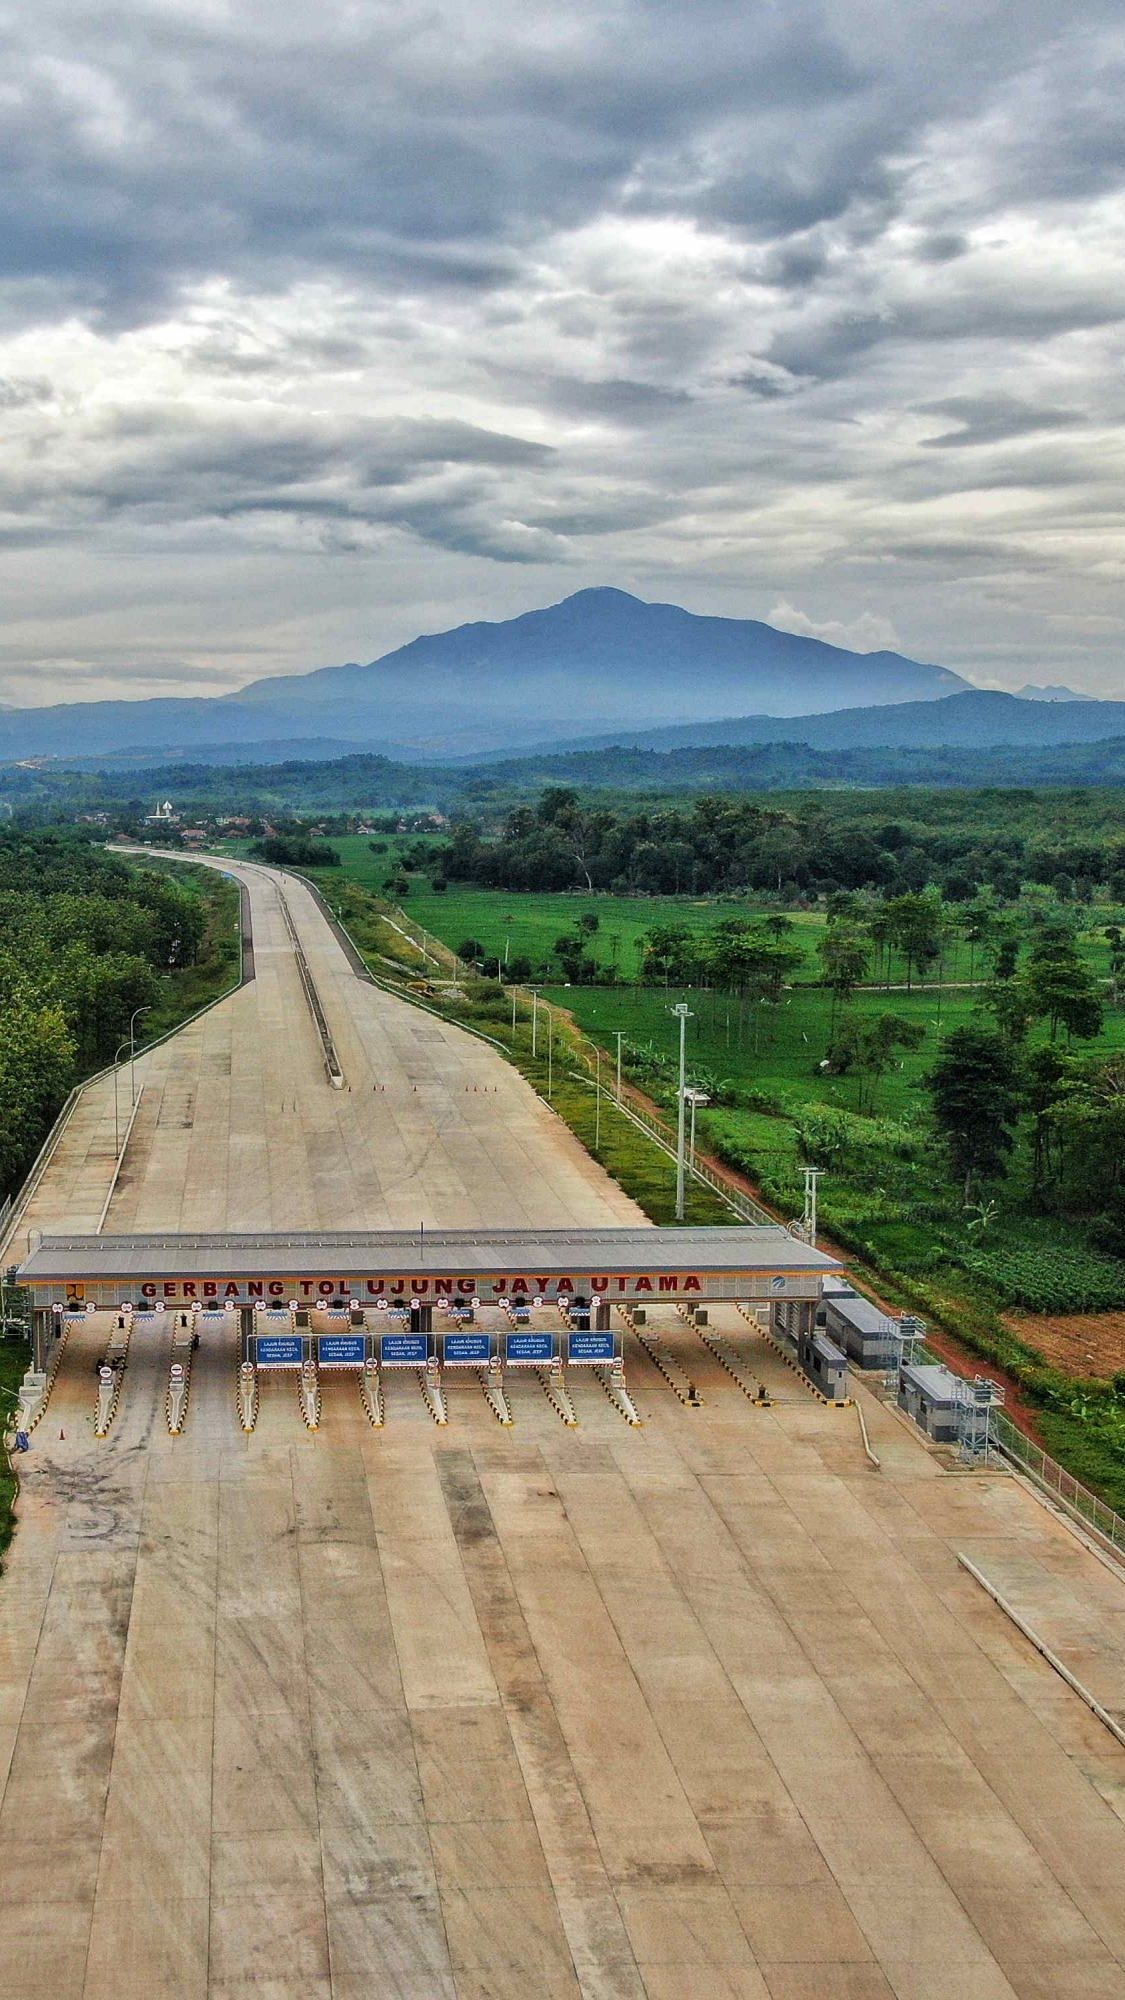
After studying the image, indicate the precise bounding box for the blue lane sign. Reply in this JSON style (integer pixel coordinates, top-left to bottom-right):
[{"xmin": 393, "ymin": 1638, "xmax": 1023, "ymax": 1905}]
[
  {"xmin": 567, "ymin": 1330, "xmax": 616, "ymax": 1365},
  {"xmin": 318, "ymin": 1334, "xmax": 366, "ymax": 1367},
  {"xmin": 444, "ymin": 1331, "xmax": 491, "ymax": 1366},
  {"xmin": 506, "ymin": 1330, "xmax": 555, "ymax": 1366},
  {"xmin": 257, "ymin": 1334, "xmax": 303, "ymax": 1367},
  {"xmin": 381, "ymin": 1332, "xmax": 428, "ymax": 1367}
]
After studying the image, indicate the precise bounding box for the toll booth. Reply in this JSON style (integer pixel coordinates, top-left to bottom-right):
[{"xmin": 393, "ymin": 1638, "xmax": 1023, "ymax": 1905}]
[
  {"xmin": 898, "ymin": 1361, "xmax": 962, "ymax": 1443},
  {"xmin": 822, "ymin": 1293, "xmax": 896, "ymax": 1369},
  {"xmin": 815, "ymin": 1273, "xmax": 856, "ymax": 1327},
  {"xmin": 796, "ymin": 1323, "xmax": 849, "ymax": 1403},
  {"xmin": 14, "ymin": 1223, "xmax": 846, "ymax": 1434}
]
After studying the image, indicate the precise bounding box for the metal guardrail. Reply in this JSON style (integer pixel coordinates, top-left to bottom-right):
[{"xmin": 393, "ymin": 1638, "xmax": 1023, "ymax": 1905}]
[{"xmin": 994, "ymin": 1411, "xmax": 1125, "ymax": 1558}]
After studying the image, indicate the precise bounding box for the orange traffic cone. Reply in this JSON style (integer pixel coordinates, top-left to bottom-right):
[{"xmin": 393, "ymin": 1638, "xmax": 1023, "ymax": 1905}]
[{"xmin": 59, "ymin": 1428, "xmax": 65, "ymax": 1440}]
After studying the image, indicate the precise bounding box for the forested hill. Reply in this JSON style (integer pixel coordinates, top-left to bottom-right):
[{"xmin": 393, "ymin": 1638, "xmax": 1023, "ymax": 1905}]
[{"xmin": 9, "ymin": 733, "xmax": 1125, "ymax": 816}]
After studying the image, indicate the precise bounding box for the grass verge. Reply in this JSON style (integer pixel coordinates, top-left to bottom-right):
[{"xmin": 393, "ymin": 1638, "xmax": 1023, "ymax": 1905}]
[{"xmin": 0, "ymin": 1327, "xmax": 30, "ymax": 1569}]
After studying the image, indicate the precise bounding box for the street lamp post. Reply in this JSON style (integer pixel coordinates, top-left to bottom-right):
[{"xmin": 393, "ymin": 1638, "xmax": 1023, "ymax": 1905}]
[
  {"xmin": 112, "ymin": 1039, "xmax": 129, "ymax": 1157},
  {"xmin": 802, "ymin": 1165, "xmax": 824, "ymax": 1247},
  {"xmin": 685, "ymin": 1087, "xmax": 711, "ymax": 1161},
  {"xmin": 529, "ymin": 990, "xmax": 555, "ymax": 1094},
  {"xmin": 129, "ymin": 1006, "xmax": 150, "ymax": 1107},
  {"xmin": 614, "ymin": 1030, "xmax": 625, "ymax": 1099},
  {"xmin": 671, "ymin": 1003, "xmax": 692, "ymax": 1222},
  {"xmin": 595, "ymin": 1045, "xmax": 602, "ymax": 1150}
]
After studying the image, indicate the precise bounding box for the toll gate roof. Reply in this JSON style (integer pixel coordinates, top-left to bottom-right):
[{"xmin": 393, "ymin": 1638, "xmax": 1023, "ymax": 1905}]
[{"xmin": 17, "ymin": 1226, "xmax": 841, "ymax": 1284}]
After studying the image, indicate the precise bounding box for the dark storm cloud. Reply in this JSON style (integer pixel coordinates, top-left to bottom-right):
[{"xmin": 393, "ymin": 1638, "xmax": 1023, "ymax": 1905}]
[{"xmin": 0, "ymin": 1, "xmax": 1113, "ymax": 324}]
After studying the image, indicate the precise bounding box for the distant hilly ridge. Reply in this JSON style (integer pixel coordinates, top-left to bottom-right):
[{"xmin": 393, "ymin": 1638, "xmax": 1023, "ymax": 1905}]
[
  {"xmin": 1, "ymin": 586, "xmax": 1120, "ymax": 771},
  {"xmin": 552, "ymin": 689, "xmax": 1125, "ymax": 757},
  {"xmin": 0, "ymin": 588, "xmax": 972, "ymax": 764}
]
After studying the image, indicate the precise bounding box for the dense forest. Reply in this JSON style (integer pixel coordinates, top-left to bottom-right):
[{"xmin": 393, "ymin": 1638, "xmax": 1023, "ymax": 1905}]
[
  {"xmin": 9, "ymin": 731, "xmax": 1125, "ymax": 820},
  {"xmin": 440, "ymin": 788, "xmax": 1125, "ymax": 903},
  {"xmin": 0, "ymin": 832, "xmax": 217, "ymax": 1195}
]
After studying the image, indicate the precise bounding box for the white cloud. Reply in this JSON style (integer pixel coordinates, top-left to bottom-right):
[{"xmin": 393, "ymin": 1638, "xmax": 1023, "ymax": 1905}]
[
  {"xmin": 0, "ymin": 2, "xmax": 1123, "ymax": 701},
  {"xmin": 766, "ymin": 601, "xmax": 904, "ymax": 654}
]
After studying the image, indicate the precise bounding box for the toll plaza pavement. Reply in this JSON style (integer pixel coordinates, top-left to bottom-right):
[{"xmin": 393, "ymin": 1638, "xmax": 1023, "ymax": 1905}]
[{"xmin": 3, "ymin": 1305, "xmax": 1125, "ymax": 1999}]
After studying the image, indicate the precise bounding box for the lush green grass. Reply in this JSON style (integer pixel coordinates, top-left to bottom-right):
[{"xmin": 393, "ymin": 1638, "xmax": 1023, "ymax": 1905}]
[
  {"xmin": 324, "ymin": 837, "xmax": 824, "ymax": 979},
  {"xmin": 543, "ymin": 980, "xmax": 1125, "ymax": 1124},
  {"xmin": 313, "ymin": 835, "xmax": 1125, "ymax": 990},
  {"xmin": 0, "ymin": 1327, "xmax": 30, "ymax": 1566}
]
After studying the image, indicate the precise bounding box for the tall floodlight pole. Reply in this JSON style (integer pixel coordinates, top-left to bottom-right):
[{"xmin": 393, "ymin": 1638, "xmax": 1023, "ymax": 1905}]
[
  {"xmin": 595, "ymin": 1046, "xmax": 602, "ymax": 1150},
  {"xmin": 614, "ymin": 1030, "xmax": 625, "ymax": 1099},
  {"xmin": 672, "ymin": 1003, "xmax": 692, "ymax": 1222},
  {"xmin": 129, "ymin": 1006, "xmax": 150, "ymax": 1107},
  {"xmin": 531, "ymin": 990, "xmax": 539, "ymax": 1058}
]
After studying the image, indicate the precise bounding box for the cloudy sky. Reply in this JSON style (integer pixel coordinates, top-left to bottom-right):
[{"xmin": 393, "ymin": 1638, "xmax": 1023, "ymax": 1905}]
[{"xmin": 2, "ymin": 0, "xmax": 1124, "ymax": 706}]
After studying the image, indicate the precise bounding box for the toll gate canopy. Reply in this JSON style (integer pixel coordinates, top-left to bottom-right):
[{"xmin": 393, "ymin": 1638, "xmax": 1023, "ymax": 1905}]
[{"xmin": 16, "ymin": 1225, "xmax": 840, "ymax": 1308}]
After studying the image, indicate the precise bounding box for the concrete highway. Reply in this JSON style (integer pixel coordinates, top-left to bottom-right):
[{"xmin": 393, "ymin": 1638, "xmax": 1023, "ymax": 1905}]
[
  {"xmin": 2, "ymin": 855, "xmax": 644, "ymax": 1252},
  {"xmin": 2, "ymin": 855, "xmax": 1125, "ymax": 1999}
]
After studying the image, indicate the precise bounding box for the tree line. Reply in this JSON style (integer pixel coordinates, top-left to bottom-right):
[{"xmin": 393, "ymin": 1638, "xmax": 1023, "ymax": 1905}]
[
  {"xmin": 440, "ymin": 788, "xmax": 1125, "ymax": 903},
  {"xmin": 0, "ymin": 833, "xmax": 208, "ymax": 1196}
]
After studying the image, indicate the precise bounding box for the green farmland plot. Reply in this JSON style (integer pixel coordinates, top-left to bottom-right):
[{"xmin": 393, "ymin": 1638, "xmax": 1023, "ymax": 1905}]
[
  {"xmin": 324, "ymin": 842, "xmax": 1123, "ymax": 992},
  {"xmin": 540, "ymin": 980, "xmax": 1105, "ymax": 1122},
  {"xmin": 412, "ymin": 888, "xmax": 826, "ymax": 980}
]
